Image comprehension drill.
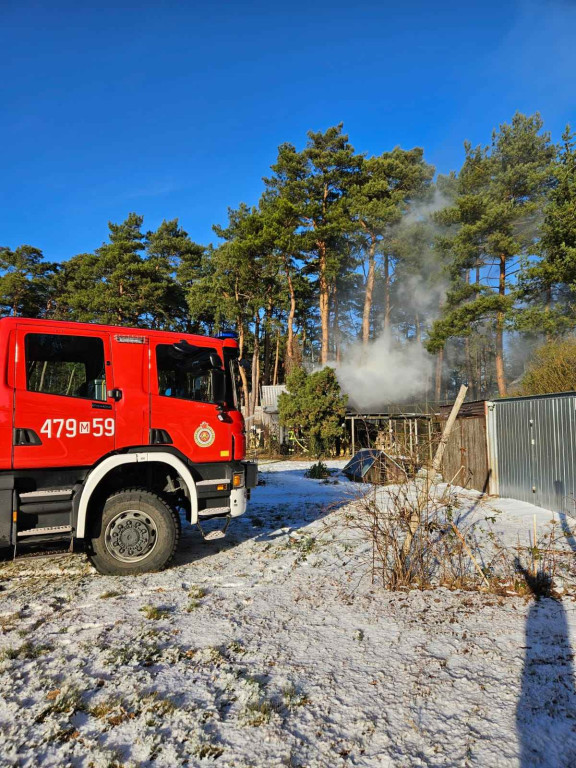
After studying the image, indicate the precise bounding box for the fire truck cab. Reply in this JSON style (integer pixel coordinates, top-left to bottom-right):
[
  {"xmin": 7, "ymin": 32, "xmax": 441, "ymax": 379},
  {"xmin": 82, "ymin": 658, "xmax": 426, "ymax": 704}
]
[{"xmin": 0, "ymin": 318, "xmax": 257, "ymax": 574}]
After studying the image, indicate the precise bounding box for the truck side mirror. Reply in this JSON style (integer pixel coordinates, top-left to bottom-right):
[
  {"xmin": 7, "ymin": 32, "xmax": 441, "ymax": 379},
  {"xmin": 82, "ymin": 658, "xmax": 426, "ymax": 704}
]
[{"xmin": 210, "ymin": 368, "xmax": 226, "ymax": 405}]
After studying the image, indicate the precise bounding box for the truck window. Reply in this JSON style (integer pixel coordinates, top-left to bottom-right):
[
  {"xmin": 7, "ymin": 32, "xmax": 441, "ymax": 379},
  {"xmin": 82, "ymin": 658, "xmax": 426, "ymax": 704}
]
[
  {"xmin": 156, "ymin": 344, "xmax": 214, "ymax": 403},
  {"xmin": 25, "ymin": 333, "xmax": 107, "ymax": 401}
]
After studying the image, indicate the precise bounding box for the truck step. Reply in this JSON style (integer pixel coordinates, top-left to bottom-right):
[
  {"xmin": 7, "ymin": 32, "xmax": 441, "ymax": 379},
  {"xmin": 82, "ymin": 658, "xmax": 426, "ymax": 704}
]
[
  {"xmin": 20, "ymin": 489, "xmax": 73, "ymax": 501},
  {"xmin": 202, "ymin": 530, "xmax": 227, "ymax": 541},
  {"xmin": 198, "ymin": 506, "xmax": 230, "ymax": 519},
  {"xmin": 196, "ymin": 479, "xmax": 229, "ymax": 487},
  {"xmin": 17, "ymin": 525, "xmax": 73, "ymax": 538},
  {"xmin": 196, "ymin": 515, "xmax": 231, "ymax": 542}
]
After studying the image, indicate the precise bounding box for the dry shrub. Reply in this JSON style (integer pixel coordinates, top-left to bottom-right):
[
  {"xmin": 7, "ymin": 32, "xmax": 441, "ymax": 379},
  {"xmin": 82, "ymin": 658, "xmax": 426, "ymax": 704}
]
[
  {"xmin": 343, "ymin": 454, "xmax": 576, "ymax": 595},
  {"xmin": 509, "ymin": 517, "xmax": 576, "ymax": 597},
  {"xmin": 346, "ymin": 467, "xmax": 491, "ymax": 590},
  {"xmin": 516, "ymin": 336, "xmax": 576, "ymax": 396}
]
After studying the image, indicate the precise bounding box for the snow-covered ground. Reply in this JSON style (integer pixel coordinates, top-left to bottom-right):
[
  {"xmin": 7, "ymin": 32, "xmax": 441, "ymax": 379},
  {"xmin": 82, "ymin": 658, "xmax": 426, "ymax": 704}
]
[{"xmin": 0, "ymin": 460, "xmax": 575, "ymax": 767}]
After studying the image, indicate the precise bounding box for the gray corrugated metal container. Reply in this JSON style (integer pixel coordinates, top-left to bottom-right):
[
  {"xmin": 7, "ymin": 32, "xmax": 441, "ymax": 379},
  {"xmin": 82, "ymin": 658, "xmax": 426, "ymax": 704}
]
[
  {"xmin": 260, "ymin": 385, "xmax": 287, "ymax": 411},
  {"xmin": 489, "ymin": 392, "xmax": 576, "ymax": 516}
]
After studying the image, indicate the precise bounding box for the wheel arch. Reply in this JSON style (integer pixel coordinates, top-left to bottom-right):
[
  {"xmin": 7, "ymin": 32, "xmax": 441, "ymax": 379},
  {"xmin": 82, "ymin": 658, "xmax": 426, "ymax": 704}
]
[{"xmin": 75, "ymin": 452, "xmax": 199, "ymax": 538}]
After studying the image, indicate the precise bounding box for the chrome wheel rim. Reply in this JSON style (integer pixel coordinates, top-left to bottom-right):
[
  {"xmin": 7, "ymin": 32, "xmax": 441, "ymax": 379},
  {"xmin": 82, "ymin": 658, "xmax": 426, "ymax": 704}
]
[{"xmin": 105, "ymin": 509, "xmax": 158, "ymax": 563}]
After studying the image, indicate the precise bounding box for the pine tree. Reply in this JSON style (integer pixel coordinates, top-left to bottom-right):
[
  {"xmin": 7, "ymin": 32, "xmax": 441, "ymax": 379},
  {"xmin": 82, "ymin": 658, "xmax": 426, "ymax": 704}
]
[
  {"xmin": 95, "ymin": 213, "xmax": 148, "ymax": 325},
  {"xmin": 349, "ymin": 148, "xmax": 434, "ymax": 343},
  {"xmin": 427, "ymin": 113, "xmax": 555, "ymax": 396},
  {"xmin": 56, "ymin": 213, "xmax": 186, "ymax": 328},
  {"xmin": 259, "ymin": 193, "xmax": 315, "ymax": 375},
  {"xmin": 517, "ymin": 127, "xmax": 576, "ymax": 335},
  {"xmin": 265, "ymin": 124, "xmax": 363, "ymax": 364},
  {"xmin": 0, "ymin": 245, "xmax": 57, "ymax": 317},
  {"xmin": 145, "ymin": 219, "xmax": 203, "ymax": 330},
  {"xmin": 50, "ymin": 252, "xmax": 100, "ymax": 321},
  {"xmin": 58, "ymin": 214, "xmax": 149, "ymax": 325},
  {"xmin": 189, "ymin": 204, "xmax": 281, "ymax": 413}
]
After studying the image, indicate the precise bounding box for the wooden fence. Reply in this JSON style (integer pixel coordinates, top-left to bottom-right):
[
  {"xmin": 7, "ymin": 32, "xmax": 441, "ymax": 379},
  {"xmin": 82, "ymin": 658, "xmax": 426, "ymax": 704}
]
[{"xmin": 441, "ymin": 402, "xmax": 491, "ymax": 493}]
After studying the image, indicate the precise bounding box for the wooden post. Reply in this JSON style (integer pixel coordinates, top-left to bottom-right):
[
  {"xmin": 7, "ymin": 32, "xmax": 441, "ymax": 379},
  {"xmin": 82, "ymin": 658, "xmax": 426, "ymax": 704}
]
[
  {"xmin": 431, "ymin": 385, "xmax": 468, "ymax": 476},
  {"xmin": 402, "ymin": 385, "xmax": 468, "ymax": 560}
]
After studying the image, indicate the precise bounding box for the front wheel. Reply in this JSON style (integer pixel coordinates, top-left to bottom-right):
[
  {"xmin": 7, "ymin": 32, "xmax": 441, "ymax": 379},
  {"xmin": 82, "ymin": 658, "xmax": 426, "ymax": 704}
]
[{"xmin": 88, "ymin": 488, "xmax": 180, "ymax": 575}]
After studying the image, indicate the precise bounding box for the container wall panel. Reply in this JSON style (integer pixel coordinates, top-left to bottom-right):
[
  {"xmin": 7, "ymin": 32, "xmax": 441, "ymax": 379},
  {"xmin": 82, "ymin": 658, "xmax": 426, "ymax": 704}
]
[{"xmin": 494, "ymin": 394, "xmax": 576, "ymax": 516}]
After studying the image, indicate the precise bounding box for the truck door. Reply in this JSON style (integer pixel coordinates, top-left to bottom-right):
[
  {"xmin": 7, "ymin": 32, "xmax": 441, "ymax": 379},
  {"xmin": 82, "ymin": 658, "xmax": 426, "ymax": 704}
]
[
  {"xmin": 13, "ymin": 328, "xmax": 116, "ymax": 469},
  {"xmin": 150, "ymin": 340, "xmax": 230, "ymax": 463}
]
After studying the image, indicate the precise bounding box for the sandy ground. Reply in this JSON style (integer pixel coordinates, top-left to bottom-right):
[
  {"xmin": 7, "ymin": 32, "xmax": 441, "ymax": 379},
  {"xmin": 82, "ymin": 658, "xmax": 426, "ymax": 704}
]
[{"xmin": 0, "ymin": 460, "xmax": 575, "ymax": 767}]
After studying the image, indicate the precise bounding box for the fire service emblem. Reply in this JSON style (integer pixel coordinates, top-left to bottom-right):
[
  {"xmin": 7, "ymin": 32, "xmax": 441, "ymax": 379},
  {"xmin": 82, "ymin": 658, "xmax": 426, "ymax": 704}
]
[{"xmin": 194, "ymin": 422, "xmax": 216, "ymax": 448}]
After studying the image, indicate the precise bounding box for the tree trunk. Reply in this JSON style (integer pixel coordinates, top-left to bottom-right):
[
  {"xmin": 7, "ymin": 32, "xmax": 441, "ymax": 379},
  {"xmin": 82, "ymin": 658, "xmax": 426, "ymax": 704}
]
[
  {"xmin": 465, "ymin": 336, "xmax": 475, "ymax": 399},
  {"xmin": 262, "ymin": 330, "xmax": 270, "ymax": 386},
  {"xmin": 383, "ymin": 253, "xmax": 391, "ymax": 331},
  {"xmin": 237, "ymin": 319, "xmax": 250, "ymax": 413},
  {"xmin": 262, "ymin": 299, "xmax": 272, "ymax": 385},
  {"xmin": 284, "ymin": 258, "xmax": 297, "ymax": 374},
  {"xmin": 362, "ymin": 233, "xmax": 377, "ymax": 345},
  {"xmin": 250, "ymin": 316, "xmax": 260, "ymax": 416},
  {"xmin": 333, "ymin": 285, "xmax": 341, "ymax": 364},
  {"xmin": 464, "ymin": 272, "xmax": 474, "ymax": 397},
  {"xmin": 272, "ymin": 332, "xmax": 280, "ymax": 386},
  {"xmin": 495, "ymin": 255, "xmax": 507, "ymax": 397},
  {"xmin": 414, "ymin": 312, "xmax": 421, "ymax": 344},
  {"xmin": 318, "ymin": 240, "xmax": 330, "ymax": 365},
  {"xmin": 435, "ymin": 348, "xmax": 444, "ymax": 402}
]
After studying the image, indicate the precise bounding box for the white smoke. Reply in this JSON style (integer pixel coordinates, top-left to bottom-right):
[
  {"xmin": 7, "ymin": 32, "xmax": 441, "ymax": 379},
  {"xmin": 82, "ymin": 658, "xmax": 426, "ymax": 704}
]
[
  {"xmin": 331, "ymin": 187, "xmax": 451, "ymax": 409},
  {"xmin": 397, "ymin": 189, "xmax": 452, "ymax": 228},
  {"xmin": 394, "ymin": 271, "xmax": 448, "ymax": 319},
  {"xmin": 335, "ymin": 332, "xmax": 434, "ymax": 411}
]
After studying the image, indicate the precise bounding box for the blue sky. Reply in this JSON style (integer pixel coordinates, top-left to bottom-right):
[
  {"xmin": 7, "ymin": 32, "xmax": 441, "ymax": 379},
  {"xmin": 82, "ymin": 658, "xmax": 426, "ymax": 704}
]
[{"xmin": 1, "ymin": 0, "xmax": 575, "ymax": 261}]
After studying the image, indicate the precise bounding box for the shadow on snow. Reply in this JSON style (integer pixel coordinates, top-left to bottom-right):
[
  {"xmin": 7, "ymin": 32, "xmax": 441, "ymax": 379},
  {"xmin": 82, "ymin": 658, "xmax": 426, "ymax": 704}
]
[
  {"xmin": 516, "ymin": 562, "xmax": 576, "ymax": 766},
  {"xmin": 172, "ymin": 467, "xmax": 355, "ymax": 568}
]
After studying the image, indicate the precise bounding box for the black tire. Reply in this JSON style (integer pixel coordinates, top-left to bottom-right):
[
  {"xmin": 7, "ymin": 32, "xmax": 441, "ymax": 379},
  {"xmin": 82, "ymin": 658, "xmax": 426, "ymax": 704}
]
[{"xmin": 88, "ymin": 488, "xmax": 180, "ymax": 575}]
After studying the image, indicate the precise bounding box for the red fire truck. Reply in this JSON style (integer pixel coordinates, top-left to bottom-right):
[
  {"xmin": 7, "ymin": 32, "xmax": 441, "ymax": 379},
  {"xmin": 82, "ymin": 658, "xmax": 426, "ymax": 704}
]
[{"xmin": 0, "ymin": 318, "xmax": 257, "ymax": 574}]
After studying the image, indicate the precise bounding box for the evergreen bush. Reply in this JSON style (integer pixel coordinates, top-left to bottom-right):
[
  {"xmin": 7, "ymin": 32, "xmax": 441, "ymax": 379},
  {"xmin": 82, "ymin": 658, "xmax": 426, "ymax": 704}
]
[{"xmin": 278, "ymin": 367, "xmax": 347, "ymax": 457}]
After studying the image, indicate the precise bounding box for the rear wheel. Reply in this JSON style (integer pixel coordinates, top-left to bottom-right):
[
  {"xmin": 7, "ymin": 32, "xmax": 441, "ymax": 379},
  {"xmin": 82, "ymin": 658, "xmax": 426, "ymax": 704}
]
[{"xmin": 88, "ymin": 488, "xmax": 179, "ymax": 575}]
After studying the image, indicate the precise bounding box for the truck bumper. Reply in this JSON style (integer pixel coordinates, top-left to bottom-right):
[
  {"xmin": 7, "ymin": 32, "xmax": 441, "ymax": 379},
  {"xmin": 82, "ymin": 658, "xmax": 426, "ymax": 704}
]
[
  {"xmin": 230, "ymin": 487, "xmax": 248, "ymax": 517},
  {"xmin": 229, "ymin": 462, "xmax": 257, "ymax": 517}
]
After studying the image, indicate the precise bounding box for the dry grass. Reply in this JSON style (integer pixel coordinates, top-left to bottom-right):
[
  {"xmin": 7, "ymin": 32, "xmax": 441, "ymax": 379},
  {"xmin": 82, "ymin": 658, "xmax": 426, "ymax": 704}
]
[{"xmin": 139, "ymin": 604, "xmax": 171, "ymax": 620}]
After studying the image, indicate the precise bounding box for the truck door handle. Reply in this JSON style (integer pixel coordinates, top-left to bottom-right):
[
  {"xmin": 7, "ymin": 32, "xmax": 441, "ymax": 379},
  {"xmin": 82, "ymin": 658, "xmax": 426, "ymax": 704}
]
[
  {"xmin": 107, "ymin": 389, "xmax": 123, "ymax": 401},
  {"xmin": 14, "ymin": 428, "xmax": 42, "ymax": 446}
]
